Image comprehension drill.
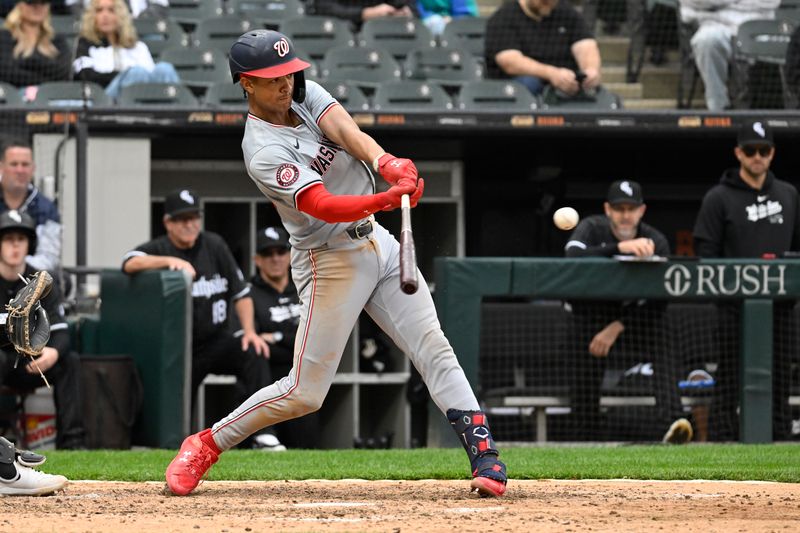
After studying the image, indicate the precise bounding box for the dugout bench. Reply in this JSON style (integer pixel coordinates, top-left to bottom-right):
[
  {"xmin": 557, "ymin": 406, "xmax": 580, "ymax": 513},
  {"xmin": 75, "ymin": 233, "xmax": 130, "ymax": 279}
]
[{"xmin": 431, "ymin": 257, "xmax": 800, "ymax": 445}]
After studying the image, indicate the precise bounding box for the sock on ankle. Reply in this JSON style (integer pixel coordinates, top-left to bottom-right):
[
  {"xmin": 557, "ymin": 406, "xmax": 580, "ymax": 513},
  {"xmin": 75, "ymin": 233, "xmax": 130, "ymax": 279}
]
[{"xmin": 199, "ymin": 429, "xmax": 221, "ymax": 455}]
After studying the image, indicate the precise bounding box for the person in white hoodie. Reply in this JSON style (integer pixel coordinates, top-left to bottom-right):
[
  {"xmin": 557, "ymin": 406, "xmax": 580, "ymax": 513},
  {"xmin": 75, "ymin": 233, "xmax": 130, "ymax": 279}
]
[
  {"xmin": 72, "ymin": 0, "xmax": 179, "ymax": 99},
  {"xmin": 680, "ymin": 0, "xmax": 779, "ymax": 110}
]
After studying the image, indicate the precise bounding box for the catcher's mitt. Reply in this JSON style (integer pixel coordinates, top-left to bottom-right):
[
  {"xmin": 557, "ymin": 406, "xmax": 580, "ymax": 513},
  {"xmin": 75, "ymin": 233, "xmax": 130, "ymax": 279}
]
[{"xmin": 5, "ymin": 270, "xmax": 53, "ymax": 357}]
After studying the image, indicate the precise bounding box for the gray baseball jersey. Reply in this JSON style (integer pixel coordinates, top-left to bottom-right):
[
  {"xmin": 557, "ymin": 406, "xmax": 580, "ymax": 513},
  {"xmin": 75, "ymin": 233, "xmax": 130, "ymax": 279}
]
[
  {"xmin": 209, "ymin": 80, "xmax": 480, "ymax": 451},
  {"xmin": 241, "ymin": 80, "xmax": 375, "ymax": 250}
]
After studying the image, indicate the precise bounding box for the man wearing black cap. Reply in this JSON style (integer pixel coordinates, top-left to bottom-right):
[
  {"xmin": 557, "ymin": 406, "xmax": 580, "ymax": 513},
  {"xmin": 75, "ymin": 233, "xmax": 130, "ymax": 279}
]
[
  {"xmin": 121, "ymin": 189, "xmax": 283, "ymax": 448},
  {"xmin": 565, "ymin": 180, "xmax": 692, "ymax": 443},
  {"xmin": 694, "ymin": 120, "xmax": 799, "ymax": 441},
  {"xmin": 236, "ymin": 226, "xmax": 320, "ymax": 449},
  {"xmin": 0, "ymin": 210, "xmax": 85, "ymax": 451}
]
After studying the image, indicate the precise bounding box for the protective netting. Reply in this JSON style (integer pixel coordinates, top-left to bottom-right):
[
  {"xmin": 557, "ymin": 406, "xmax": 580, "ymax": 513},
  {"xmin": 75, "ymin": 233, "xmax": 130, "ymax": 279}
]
[
  {"xmin": 479, "ymin": 298, "xmax": 800, "ymax": 442},
  {"xmin": 1, "ymin": 0, "xmax": 797, "ymax": 111}
]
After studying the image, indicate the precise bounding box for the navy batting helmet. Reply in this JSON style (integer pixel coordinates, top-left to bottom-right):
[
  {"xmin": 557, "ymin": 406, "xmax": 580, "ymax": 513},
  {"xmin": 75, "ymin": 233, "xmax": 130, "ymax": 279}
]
[
  {"xmin": 229, "ymin": 30, "xmax": 311, "ymax": 103},
  {"xmin": 0, "ymin": 210, "xmax": 37, "ymax": 255}
]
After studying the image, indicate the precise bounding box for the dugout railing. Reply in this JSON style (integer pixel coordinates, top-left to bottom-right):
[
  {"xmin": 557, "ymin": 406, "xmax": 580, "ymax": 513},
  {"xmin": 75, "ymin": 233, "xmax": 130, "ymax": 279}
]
[{"xmin": 429, "ymin": 257, "xmax": 799, "ymax": 445}]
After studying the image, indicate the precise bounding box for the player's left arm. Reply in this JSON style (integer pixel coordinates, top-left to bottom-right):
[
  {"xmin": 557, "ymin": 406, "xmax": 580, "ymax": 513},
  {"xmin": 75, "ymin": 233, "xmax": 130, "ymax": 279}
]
[{"xmin": 318, "ymin": 104, "xmax": 418, "ymax": 186}]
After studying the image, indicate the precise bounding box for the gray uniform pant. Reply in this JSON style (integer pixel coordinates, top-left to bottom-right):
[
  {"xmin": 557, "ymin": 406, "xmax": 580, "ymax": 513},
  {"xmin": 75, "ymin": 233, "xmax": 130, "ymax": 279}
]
[
  {"xmin": 691, "ymin": 21, "xmax": 734, "ymax": 111},
  {"xmin": 210, "ymin": 221, "xmax": 479, "ymax": 450}
]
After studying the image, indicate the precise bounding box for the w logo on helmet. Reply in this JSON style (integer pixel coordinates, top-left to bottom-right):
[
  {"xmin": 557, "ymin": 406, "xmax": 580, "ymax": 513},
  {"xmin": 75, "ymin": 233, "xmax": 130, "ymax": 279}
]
[{"xmin": 274, "ymin": 37, "xmax": 290, "ymax": 57}]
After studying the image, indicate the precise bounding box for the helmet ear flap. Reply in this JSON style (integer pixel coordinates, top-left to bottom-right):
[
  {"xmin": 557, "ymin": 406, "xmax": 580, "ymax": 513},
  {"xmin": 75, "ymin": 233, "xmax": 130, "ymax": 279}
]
[{"xmin": 292, "ymin": 69, "xmax": 306, "ymax": 103}]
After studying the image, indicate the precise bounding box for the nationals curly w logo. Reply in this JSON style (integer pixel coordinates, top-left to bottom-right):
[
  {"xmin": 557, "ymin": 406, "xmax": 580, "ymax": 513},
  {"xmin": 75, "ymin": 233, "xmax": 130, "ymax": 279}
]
[{"xmin": 274, "ymin": 37, "xmax": 290, "ymax": 57}]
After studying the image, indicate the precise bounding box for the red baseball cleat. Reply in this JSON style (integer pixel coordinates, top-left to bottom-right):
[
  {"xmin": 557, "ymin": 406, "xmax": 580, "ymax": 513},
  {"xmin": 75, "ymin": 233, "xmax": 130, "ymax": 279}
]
[
  {"xmin": 165, "ymin": 430, "xmax": 219, "ymax": 496},
  {"xmin": 471, "ymin": 476, "xmax": 507, "ymax": 498}
]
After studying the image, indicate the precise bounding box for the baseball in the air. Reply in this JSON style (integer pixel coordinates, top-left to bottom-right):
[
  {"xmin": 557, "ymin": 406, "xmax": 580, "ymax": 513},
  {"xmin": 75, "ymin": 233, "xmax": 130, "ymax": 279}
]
[{"xmin": 553, "ymin": 207, "xmax": 579, "ymax": 231}]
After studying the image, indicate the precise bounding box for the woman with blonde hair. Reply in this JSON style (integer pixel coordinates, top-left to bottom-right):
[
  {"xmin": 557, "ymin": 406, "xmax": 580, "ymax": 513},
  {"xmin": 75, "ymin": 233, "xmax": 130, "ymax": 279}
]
[
  {"xmin": 0, "ymin": 0, "xmax": 71, "ymax": 89},
  {"xmin": 72, "ymin": 0, "xmax": 179, "ymax": 99}
]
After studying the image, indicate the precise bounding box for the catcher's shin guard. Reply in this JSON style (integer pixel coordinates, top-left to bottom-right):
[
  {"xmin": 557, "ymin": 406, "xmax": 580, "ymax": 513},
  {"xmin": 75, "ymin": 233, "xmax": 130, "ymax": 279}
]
[{"xmin": 447, "ymin": 409, "xmax": 507, "ymax": 497}]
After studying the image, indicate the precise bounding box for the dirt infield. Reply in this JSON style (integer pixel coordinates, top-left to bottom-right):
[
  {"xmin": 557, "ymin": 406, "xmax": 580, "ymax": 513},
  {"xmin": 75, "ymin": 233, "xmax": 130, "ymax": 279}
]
[{"xmin": 2, "ymin": 479, "xmax": 798, "ymax": 532}]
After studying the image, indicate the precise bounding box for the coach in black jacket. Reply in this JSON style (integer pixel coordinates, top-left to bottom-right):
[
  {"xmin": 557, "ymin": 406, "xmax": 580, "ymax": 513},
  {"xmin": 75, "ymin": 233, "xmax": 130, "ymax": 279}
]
[
  {"xmin": 694, "ymin": 119, "xmax": 799, "ymax": 441},
  {"xmin": 565, "ymin": 180, "xmax": 691, "ymax": 444}
]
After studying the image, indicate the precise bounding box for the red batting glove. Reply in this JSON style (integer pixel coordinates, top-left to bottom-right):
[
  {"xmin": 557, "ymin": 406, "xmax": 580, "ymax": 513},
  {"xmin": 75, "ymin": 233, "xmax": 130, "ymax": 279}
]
[
  {"xmin": 378, "ymin": 181, "xmax": 416, "ymax": 211},
  {"xmin": 375, "ymin": 153, "xmax": 418, "ymax": 185}
]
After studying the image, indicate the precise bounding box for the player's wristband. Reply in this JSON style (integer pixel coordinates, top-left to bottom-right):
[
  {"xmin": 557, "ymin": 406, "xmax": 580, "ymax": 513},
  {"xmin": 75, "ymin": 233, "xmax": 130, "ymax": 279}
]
[{"xmin": 372, "ymin": 152, "xmax": 386, "ymax": 173}]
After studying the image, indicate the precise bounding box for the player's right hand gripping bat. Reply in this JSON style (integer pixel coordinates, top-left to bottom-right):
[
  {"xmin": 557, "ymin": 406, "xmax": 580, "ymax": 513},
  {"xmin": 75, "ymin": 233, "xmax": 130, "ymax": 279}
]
[{"xmin": 399, "ymin": 194, "xmax": 418, "ymax": 295}]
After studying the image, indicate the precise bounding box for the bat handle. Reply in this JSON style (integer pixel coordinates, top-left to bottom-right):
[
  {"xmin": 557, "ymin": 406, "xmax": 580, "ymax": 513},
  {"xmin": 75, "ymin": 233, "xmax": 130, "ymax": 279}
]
[{"xmin": 401, "ymin": 193, "xmax": 410, "ymax": 209}]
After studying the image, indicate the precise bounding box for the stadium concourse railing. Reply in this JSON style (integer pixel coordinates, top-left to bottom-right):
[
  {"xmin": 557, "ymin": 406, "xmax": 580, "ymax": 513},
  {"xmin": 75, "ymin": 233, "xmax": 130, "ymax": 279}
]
[{"xmin": 430, "ymin": 257, "xmax": 797, "ymax": 445}]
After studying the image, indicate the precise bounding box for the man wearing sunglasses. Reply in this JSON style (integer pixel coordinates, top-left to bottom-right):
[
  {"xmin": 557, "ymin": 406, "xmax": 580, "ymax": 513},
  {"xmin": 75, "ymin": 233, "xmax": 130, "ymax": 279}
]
[
  {"xmin": 694, "ymin": 119, "xmax": 800, "ymax": 441},
  {"xmin": 235, "ymin": 226, "xmax": 320, "ymax": 449}
]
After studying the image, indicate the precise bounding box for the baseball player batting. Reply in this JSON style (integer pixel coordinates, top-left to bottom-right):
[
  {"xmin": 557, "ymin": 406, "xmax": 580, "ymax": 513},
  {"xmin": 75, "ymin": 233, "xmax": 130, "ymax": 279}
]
[{"xmin": 165, "ymin": 30, "xmax": 507, "ymax": 498}]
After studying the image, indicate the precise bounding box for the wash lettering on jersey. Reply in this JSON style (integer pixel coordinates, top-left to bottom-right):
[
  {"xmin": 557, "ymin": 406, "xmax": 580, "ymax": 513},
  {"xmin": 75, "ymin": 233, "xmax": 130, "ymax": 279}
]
[
  {"xmin": 745, "ymin": 197, "xmax": 783, "ymax": 223},
  {"xmin": 193, "ymin": 274, "xmax": 230, "ymax": 325},
  {"xmin": 270, "ymin": 296, "xmax": 302, "ymax": 324},
  {"xmin": 309, "ymin": 136, "xmax": 342, "ymax": 177}
]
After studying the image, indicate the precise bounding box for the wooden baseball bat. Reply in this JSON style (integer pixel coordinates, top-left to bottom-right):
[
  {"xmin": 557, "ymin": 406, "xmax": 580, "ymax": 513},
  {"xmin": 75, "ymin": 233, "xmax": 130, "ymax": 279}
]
[{"xmin": 399, "ymin": 193, "xmax": 418, "ymax": 295}]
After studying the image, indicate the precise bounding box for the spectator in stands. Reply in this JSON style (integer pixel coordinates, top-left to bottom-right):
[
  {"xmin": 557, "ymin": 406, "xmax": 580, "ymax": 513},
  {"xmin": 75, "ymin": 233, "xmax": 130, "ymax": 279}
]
[
  {"xmin": 72, "ymin": 0, "xmax": 179, "ymax": 100},
  {"xmin": 235, "ymin": 226, "xmax": 321, "ymax": 449},
  {"xmin": 416, "ymin": 0, "xmax": 477, "ymax": 36},
  {"xmin": 785, "ymin": 25, "xmax": 800, "ymax": 107},
  {"xmin": 0, "ymin": 210, "xmax": 85, "ymax": 449},
  {"xmin": 565, "ymin": 180, "xmax": 692, "ymax": 444},
  {"xmin": 679, "ymin": 0, "xmax": 779, "ymax": 111},
  {"xmin": 121, "ymin": 189, "xmax": 286, "ymax": 451},
  {"xmin": 484, "ymin": 0, "xmax": 602, "ymax": 96},
  {"xmin": 307, "ymin": 0, "xmax": 419, "ymax": 33},
  {"xmin": 0, "ymin": 0, "xmax": 71, "ymax": 94},
  {"xmin": 693, "ymin": 119, "xmax": 798, "ymax": 441},
  {"xmin": 0, "ymin": 138, "xmax": 61, "ymax": 273}
]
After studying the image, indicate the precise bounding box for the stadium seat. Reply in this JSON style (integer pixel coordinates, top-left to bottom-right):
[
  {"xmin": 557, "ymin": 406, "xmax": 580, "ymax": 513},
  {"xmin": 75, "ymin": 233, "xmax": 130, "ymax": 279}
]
[
  {"xmin": 204, "ymin": 81, "xmax": 247, "ymax": 108},
  {"xmin": 50, "ymin": 13, "xmax": 80, "ymax": 43},
  {"xmin": 227, "ymin": 0, "xmax": 305, "ymax": 29},
  {"xmin": 134, "ymin": 18, "xmax": 189, "ymax": 59},
  {"xmin": 0, "ymin": 82, "xmax": 22, "ymax": 105},
  {"xmin": 372, "ymin": 80, "xmax": 453, "ymax": 111},
  {"xmin": 193, "ymin": 16, "xmax": 255, "ymax": 52},
  {"xmin": 730, "ymin": 18, "xmax": 795, "ymax": 108},
  {"xmin": 320, "ymin": 46, "xmax": 402, "ymax": 90},
  {"xmin": 31, "ymin": 81, "xmax": 111, "ymax": 107},
  {"xmin": 160, "ymin": 47, "xmax": 230, "ymax": 91},
  {"xmin": 777, "ymin": 0, "xmax": 800, "ymax": 24},
  {"xmin": 117, "ymin": 82, "xmax": 199, "ymax": 107},
  {"xmin": 281, "ymin": 16, "xmax": 355, "ymax": 63},
  {"xmin": 319, "ymin": 81, "xmax": 370, "ymax": 111},
  {"xmin": 440, "ymin": 17, "xmax": 487, "ymax": 59},
  {"xmin": 403, "ymin": 46, "xmax": 482, "ymax": 88},
  {"xmin": 540, "ymin": 85, "xmax": 623, "ymax": 110},
  {"xmin": 358, "ymin": 17, "xmax": 436, "ymax": 62},
  {"xmin": 167, "ymin": 0, "xmax": 226, "ymax": 30},
  {"xmin": 455, "ymin": 80, "xmax": 538, "ymax": 112}
]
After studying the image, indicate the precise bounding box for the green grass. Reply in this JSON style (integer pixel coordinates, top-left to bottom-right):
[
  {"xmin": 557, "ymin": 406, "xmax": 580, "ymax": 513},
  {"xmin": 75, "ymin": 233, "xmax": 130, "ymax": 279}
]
[{"xmin": 39, "ymin": 444, "xmax": 800, "ymax": 483}]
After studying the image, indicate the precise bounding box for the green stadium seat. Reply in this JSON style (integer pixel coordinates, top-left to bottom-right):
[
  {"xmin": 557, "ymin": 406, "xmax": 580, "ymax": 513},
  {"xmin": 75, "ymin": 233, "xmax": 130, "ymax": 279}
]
[
  {"xmin": 455, "ymin": 80, "xmax": 538, "ymax": 112},
  {"xmin": 227, "ymin": 0, "xmax": 305, "ymax": 29},
  {"xmin": 0, "ymin": 82, "xmax": 23, "ymax": 105},
  {"xmin": 160, "ymin": 46, "xmax": 230, "ymax": 91},
  {"xmin": 134, "ymin": 17, "xmax": 189, "ymax": 60},
  {"xmin": 117, "ymin": 82, "xmax": 199, "ymax": 107},
  {"xmin": 204, "ymin": 81, "xmax": 247, "ymax": 108},
  {"xmin": 403, "ymin": 46, "xmax": 483, "ymax": 88},
  {"xmin": 281, "ymin": 16, "xmax": 355, "ymax": 63},
  {"xmin": 319, "ymin": 80, "xmax": 370, "ymax": 111},
  {"xmin": 193, "ymin": 16, "xmax": 255, "ymax": 52},
  {"xmin": 358, "ymin": 17, "xmax": 436, "ymax": 62},
  {"xmin": 372, "ymin": 80, "xmax": 453, "ymax": 112},
  {"xmin": 320, "ymin": 45, "xmax": 402, "ymax": 90},
  {"xmin": 32, "ymin": 81, "xmax": 111, "ymax": 107},
  {"xmin": 440, "ymin": 17, "xmax": 487, "ymax": 59}
]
